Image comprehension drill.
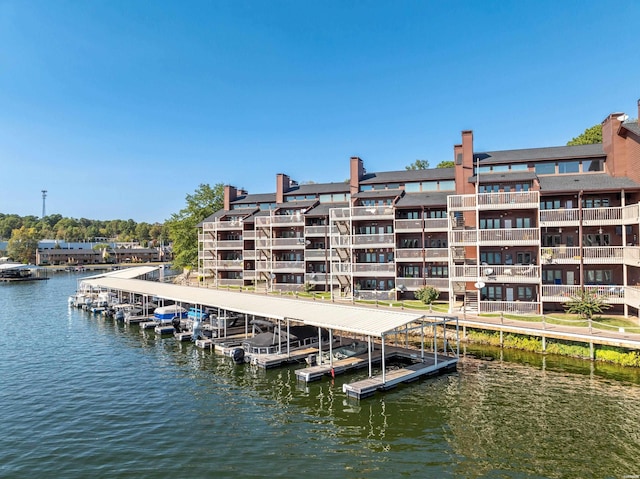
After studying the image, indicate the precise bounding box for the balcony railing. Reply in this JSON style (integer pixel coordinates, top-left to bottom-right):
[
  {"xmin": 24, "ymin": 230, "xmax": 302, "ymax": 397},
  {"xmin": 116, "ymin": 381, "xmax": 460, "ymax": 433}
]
[
  {"xmin": 449, "ymin": 229, "xmax": 478, "ymax": 245},
  {"xmin": 217, "ymin": 279, "xmax": 244, "ymax": 287},
  {"xmin": 479, "ymin": 228, "xmax": 539, "ymax": 245},
  {"xmin": 395, "ymin": 219, "xmax": 422, "ymax": 231},
  {"xmin": 305, "ymin": 273, "xmax": 338, "ymax": 285},
  {"xmin": 544, "ymin": 246, "xmax": 625, "ymax": 264},
  {"xmin": 479, "ymin": 301, "xmax": 541, "ymax": 314},
  {"xmin": 542, "ymin": 285, "xmax": 625, "ymax": 304},
  {"xmin": 622, "ymin": 204, "xmax": 640, "ymax": 224},
  {"xmin": 304, "ymin": 225, "xmax": 333, "ymax": 236},
  {"xmin": 305, "ymin": 249, "xmax": 336, "ymax": 260},
  {"xmin": 352, "ymin": 233, "xmax": 395, "ymax": 247},
  {"xmin": 395, "ymin": 277, "xmax": 449, "ymax": 290},
  {"xmin": 216, "ymin": 260, "xmax": 244, "ymax": 269},
  {"xmin": 448, "ymin": 191, "xmax": 539, "ymax": 210},
  {"xmin": 540, "ymin": 205, "xmax": 635, "ymax": 227},
  {"xmin": 255, "ymin": 238, "xmax": 306, "ymax": 249},
  {"xmin": 243, "ymin": 250, "xmax": 256, "ymax": 260},
  {"xmin": 256, "ymin": 215, "xmax": 304, "ymax": 227},
  {"xmin": 216, "ymin": 240, "xmax": 243, "ymax": 249},
  {"xmin": 351, "ymin": 205, "xmax": 395, "ymax": 219},
  {"xmin": 352, "ymin": 263, "xmax": 396, "ymax": 275},
  {"xmin": 395, "ymin": 248, "xmax": 449, "ymax": 261},
  {"xmin": 539, "ymin": 208, "xmax": 580, "ymax": 225},
  {"xmin": 452, "ymin": 264, "xmax": 540, "ymax": 282},
  {"xmin": 271, "ymin": 261, "xmax": 305, "ymax": 272}
]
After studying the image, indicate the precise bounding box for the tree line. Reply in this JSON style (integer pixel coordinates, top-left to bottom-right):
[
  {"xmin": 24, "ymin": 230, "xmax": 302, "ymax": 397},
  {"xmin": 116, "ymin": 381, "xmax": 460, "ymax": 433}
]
[{"xmin": 0, "ymin": 213, "xmax": 169, "ymax": 246}]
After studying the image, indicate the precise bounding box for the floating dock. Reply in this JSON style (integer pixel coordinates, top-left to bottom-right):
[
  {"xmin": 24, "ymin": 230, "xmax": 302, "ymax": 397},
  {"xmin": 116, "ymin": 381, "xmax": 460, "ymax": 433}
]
[{"xmin": 342, "ymin": 354, "xmax": 458, "ymax": 399}]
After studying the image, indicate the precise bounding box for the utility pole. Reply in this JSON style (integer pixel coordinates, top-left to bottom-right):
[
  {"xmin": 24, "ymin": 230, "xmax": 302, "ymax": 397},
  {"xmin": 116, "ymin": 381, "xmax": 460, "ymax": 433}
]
[{"xmin": 41, "ymin": 190, "xmax": 47, "ymax": 218}]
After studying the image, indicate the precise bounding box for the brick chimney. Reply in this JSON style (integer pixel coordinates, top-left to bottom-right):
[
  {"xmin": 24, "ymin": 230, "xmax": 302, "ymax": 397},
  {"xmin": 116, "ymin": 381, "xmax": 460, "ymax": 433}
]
[
  {"xmin": 276, "ymin": 173, "xmax": 291, "ymax": 204},
  {"xmin": 602, "ymin": 112, "xmax": 625, "ymax": 177},
  {"xmin": 350, "ymin": 156, "xmax": 365, "ymax": 197},
  {"xmin": 453, "ymin": 130, "xmax": 475, "ymax": 195},
  {"xmin": 223, "ymin": 185, "xmax": 239, "ymax": 211}
]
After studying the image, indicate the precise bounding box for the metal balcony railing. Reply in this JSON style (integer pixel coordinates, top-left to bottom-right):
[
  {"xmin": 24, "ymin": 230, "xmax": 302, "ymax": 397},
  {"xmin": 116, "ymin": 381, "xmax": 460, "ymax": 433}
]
[
  {"xmin": 542, "ymin": 285, "xmax": 625, "ymax": 304},
  {"xmin": 544, "ymin": 246, "xmax": 625, "ymax": 264}
]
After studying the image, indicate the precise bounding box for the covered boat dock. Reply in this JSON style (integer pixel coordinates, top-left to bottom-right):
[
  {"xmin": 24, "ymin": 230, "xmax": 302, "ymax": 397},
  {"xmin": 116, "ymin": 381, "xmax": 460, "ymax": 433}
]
[{"xmin": 79, "ymin": 274, "xmax": 460, "ymax": 399}]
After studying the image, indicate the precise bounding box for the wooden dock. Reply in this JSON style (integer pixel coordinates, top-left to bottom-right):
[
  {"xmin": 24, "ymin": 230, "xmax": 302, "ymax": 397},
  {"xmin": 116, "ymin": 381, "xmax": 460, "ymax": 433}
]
[
  {"xmin": 295, "ymin": 349, "xmax": 381, "ymax": 382},
  {"xmin": 250, "ymin": 346, "xmax": 321, "ymax": 369},
  {"xmin": 342, "ymin": 355, "xmax": 458, "ymax": 399}
]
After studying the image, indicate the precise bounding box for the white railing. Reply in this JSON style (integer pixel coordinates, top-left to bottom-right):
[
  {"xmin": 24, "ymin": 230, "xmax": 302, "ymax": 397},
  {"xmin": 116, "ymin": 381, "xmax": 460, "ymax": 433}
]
[
  {"xmin": 424, "ymin": 218, "xmax": 449, "ymax": 230},
  {"xmin": 330, "ymin": 207, "xmax": 351, "ymax": 220},
  {"xmin": 243, "ymin": 230, "xmax": 255, "ymax": 239},
  {"xmin": 544, "ymin": 246, "xmax": 625, "ymax": 264},
  {"xmin": 479, "ymin": 301, "xmax": 541, "ymax": 314},
  {"xmin": 350, "ymin": 205, "xmax": 395, "ymax": 219},
  {"xmin": 352, "ymin": 263, "xmax": 396, "ymax": 274},
  {"xmin": 272, "ymin": 261, "xmax": 305, "ymax": 271},
  {"xmin": 256, "ymin": 214, "xmax": 304, "ymax": 226},
  {"xmin": 305, "ymin": 273, "xmax": 338, "ymax": 285},
  {"xmin": 395, "ymin": 277, "xmax": 449, "ymax": 290},
  {"xmin": 479, "ymin": 228, "xmax": 539, "ymax": 244},
  {"xmin": 448, "ymin": 195, "xmax": 476, "ymax": 210},
  {"xmin": 216, "ymin": 240, "xmax": 243, "ymax": 249},
  {"xmin": 582, "ymin": 206, "xmax": 622, "ymax": 225},
  {"xmin": 243, "ymin": 250, "xmax": 256, "ymax": 259},
  {"xmin": 395, "ymin": 219, "xmax": 422, "ymax": 230},
  {"xmin": 539, "ymin": 208, "xmax": 580, "ymax": 225},
  {"xmin": 352, "ymin": 233, "xmax": 395, "ymax": 247},
  {"xmin": 216, "ymin": 260, "xmax": 243, "ymax": 268},
  {"xmin": 477, "ymin": 191, "xmax": 539, "ymax": 209},
  {"xmin": 273, "ymin": 283, "xmax": 305, "ymax": 293},
  {"xmin": 305, "ymin": 249, "xmax": 335, "ymax": 260},
  {"xmin": 304, "ymin": 225, "xmax": 332, "ymax": 236},
  {"xmin": 453, "ymin": 264, "xmax": 540, "ymax": 281},
  {"xmin": 449, "ymin": 229, "xmax": 478, "ymax": 245},
  {"xmin": 542, "ymin": 285, "xmax": 625, "ymax": 303},
  {"xmin": 622, "ymin": 204, "xmax": 640, "ymax": 224},
  {"xmin": 217, "ymin": 279, "xmax": 244, "ymax": 286},
  {"xmin": 332, "ymin": 263, "xmax": 352, "ymax": 274},
  {"xmin": 395, "ymin": 249, "xmax": 423, "ymax": 260}
]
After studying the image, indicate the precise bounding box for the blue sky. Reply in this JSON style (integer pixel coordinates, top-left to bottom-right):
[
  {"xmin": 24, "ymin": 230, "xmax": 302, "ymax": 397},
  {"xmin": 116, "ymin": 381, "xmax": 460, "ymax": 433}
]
[{"xmin": 1, "ymin": 0, "xmax": 639, "ymax": 223}]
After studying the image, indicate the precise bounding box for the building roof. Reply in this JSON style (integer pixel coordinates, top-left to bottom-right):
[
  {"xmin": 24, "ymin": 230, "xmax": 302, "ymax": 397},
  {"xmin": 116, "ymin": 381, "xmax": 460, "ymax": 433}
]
[
  {"xmin": 285, "ymin": 182, "xmax": 350, "ymax": 195},
  {"xmin": 360, "ymin": 168, "xmax": 455, "ymax": 184},
  {"xmin": 476, "ymin": 144, "xmax": 605, "ymax": 165},
  {"xmin": 83, "ymin": 265, "xmax": 160, "ymax": 280},
  {"xmin": 471, "ymin": 171, "xmax": 538, "ymax": 184},
  {"xmin": 538, "ymin": 173, "xmax": 640, "ymax": 192},
  {"xmin": 80, "ymin": 278, "xmax": 432, "ymax": 338},
  {"xmin": 395, "ymin": 192, "xmax": 450, "ymax": 208},
  {"xmin": 621, "ymin": 121, "xmax": 640, "ymax": 137},
  {"xmin": 353, "ymin": 189, "xmax": 404, "ymax": 199},
  {"xmin": 305, "ymin": 202, "xmax": 350, "ymax": 217},
  {"xmin": 231, "ymin": 192, "xmax": 277, "ymax": 204}
]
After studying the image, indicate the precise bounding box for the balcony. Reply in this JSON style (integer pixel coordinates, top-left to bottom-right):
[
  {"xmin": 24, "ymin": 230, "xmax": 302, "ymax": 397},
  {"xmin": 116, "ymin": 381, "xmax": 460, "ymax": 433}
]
[
  {"xmin": 217, "ymin": 279, "xmax": 244, "ymax": 287},
  {"xmin": 449, "ymin": 229, "xmax": 478, "ymax": 245},
  {"xmin": 243, "ymin": 250, "xmax": 256, "ymax": 260},
  {"xmin": 479, "ymin": 228, "xmax": 539, "ymax": 245},
  {"xmin": 243, "ymin": 230, "xmax": 255, "ymax": 240},
  {"xmin": 452, "ymin": 264, "xmax": 540, "ymax": 283},
  {"xmin": 330, "ymin": 205, "xmax": 395, "ymax": 221},
  {"xmin": 352, "ymin": 263, "xmax": 396, "ymax": 275},
  {"xmin": 304, "ymin": 225, "xmax": 333, "ymax": 236},
  {"xmin": 479, "ymin": 301, "xmax": 541, "ymax": 314},
  {"xmin": 395, "ymin": 248, "xmax": 449, "ymax": 262},
  {"xmin": 352, "ymin": 233, "xmax": 395, "ymax": 248},
  {"xmin": 216, "ymin": 240, "xmax": 243, "ymax": 249},
  {"xmin": 255, "ymin": 237, "xmax": 306, "ymax": 249},
  {"xmin": 543, "ymin": 246, "xmax": 626, "ymax": 264},
  {"xmin": 540, "ymin": 205, "xmax": 635, "ymax": 228},
  {"xmin": 394, "ymin": 218, "xmax": 449, "ymax": 232},
  {"xmin": 305, "ymin": 273, "xmax": 338, "ymax": 285},
  {"xmin": 448, "ymin": 191, "xmax": 539, "ymax": 211},
  {"xmin": 216, "ymin": 259, "xmax": 244, "ymax": 269},
  {"xmin": 271, "ymin": 261, "xmax": 305, "ymax": 272},
  {"xmin": 256, "ymin": 214, "xmax": 304, "ymax": 227},
  {"xmin": 395, "ymin": 277, "xmax": 449, "ymax": 290},
  {"xmin": 305, "ymin": 249, "xmax": 336, "ymax": 260},
  {"xmin": 542, "ymin": 285, "xmax": 625, "ymax": 304}
]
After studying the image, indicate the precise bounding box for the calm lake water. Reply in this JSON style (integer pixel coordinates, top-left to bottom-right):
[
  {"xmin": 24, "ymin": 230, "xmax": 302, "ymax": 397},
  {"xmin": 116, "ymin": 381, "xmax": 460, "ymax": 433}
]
[{"xmin": 1, "ymin": 273, "xmax": 640, "ymax": 479}]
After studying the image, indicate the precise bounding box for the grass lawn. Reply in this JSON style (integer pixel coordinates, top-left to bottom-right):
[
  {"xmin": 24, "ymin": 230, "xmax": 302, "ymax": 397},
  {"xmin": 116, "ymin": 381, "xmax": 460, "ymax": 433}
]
[{"xmin": 480, "ymin": 312, "xmax": 640, "ymax": 332}]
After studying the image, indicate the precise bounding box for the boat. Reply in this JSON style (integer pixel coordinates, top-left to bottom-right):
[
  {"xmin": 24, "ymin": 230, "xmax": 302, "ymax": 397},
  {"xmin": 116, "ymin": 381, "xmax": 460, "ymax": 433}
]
[
  {"xmin": 153, "ymin": 305, "xmax": 187, "ymax": 321},
  {"xmin": 241, "ymin": 325, "xmax": 326, "ymax": 356}
]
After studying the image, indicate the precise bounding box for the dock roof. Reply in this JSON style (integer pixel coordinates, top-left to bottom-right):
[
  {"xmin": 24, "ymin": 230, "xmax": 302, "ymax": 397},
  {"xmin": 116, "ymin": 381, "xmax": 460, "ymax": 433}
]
[{"xmin": 80, "ymin": 278, "xmax": 432, "ymax": 337}]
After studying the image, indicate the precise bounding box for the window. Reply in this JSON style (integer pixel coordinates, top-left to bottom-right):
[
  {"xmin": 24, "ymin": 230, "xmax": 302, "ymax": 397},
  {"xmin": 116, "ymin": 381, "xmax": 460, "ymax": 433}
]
[
  {"xmin": 583, "ymin": 159, "xmax": 604, "ymax": 172},
  {"xmin": 439, "ymin": 180, "xmax": 455, "ymax": 191},
  {"xmin": 558, "ymin": 161, "xmax": 580, "ymax": 174},
  {"xmin": 517, "ymin": 287, "xmax": 534, "ymax": 300},
  {"xmin": 515, "ymin": 217, "xmax": 531, "ymax": 228},
  {"xmin": 510, "ymin": 164, "xmax": 528, "ymax": 171},
  {"xmin": 516, "ymin": 252, "xmax": 532, "ymax": 264},
  {"xmin": 585, "ymin": 270, "xmax": 612, "ymax": 285},
  {"xmin": 423, "ymin": 181, "xmax": 438, "ymax": 191},
  {"xmin": 543, "ymin": 270, "xmax": 562, "ymax": 284},
  {"xmin": 535, "ymin": 163, "xmax": 555, "ymax": 175},
  {"xmin": 540, "ymin": 200, "xmax": 561, "ymax": 210},
  {"xmin": 480, "ymin": 252, "xmax": 502, "ymax": 264},
  {"xmin": 401, "ymin": 266, "xmax": 420, "ymax": 277},
  {"xmin": 404, "ymin": 182, "xmax": 421, "ymax": 193},
  {"xmin": 481, "ymin": 286, "xmax": 503, "ymax": 301}
]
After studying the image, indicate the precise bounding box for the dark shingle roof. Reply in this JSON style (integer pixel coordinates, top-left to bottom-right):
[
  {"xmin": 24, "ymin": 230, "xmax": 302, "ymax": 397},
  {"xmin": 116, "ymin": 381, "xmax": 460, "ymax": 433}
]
[
  {"xmin": 353, "ymin": 189, "xmax": 403, "ymax": 199},
  {"xmin": 471, "ymin": 171, "xmax": 538, "ymax": 184},
  {"xmin": 476, "ymin": 144, "xmax": 605, "ymax": 165},
  {"xmin": 538, "ymin": 173, "xmax": 640, "ymax": 192},
  {"xmin": 359, "ymin": 168, "xmax": 455, "ymax": 184},
  {"xmin": 285, "ymin": 182, "xmax": 350, "ymax": 195},
  {"xmin": 395, "ymin": 192, "xmax": 449, "ymax": 208},
  {"xmin": 621, "ymin": 121, "xmax": 640, "ymax": 137},
  {"xmin": 231, "ymin": 193, "xmax": 277, "ymax": 204},
  {"xmin": 305, "ymin": 202, "xmax": 350, "ymax": 217}
]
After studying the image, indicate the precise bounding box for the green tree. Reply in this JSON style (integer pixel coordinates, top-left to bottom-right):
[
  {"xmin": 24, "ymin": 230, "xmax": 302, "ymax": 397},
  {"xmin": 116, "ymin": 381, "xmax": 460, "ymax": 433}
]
[
  {"xmin": 567, "ymin": 124, "xmax": 602, "ymax": 146},
  {"xmin": 166, "ymin": 183, "xmax": 224, "ymax": 269},
  {"xmin": 436, "ymin": 160, "xmax": 455, "ymax": 168},
  {"xmin": 564, "ymin": 289, "xmax": 610, "ymax": 323},
  {"xmin": 414, "ymin": 286, "xmax": 440, "ymax": 305},
  {"xmin": 7, "ymin": 226, "xmax": 40, "ymax": 263},
  {"xmin": 405, "ymin": 159, "xmax": 430, "ymax": 170}
]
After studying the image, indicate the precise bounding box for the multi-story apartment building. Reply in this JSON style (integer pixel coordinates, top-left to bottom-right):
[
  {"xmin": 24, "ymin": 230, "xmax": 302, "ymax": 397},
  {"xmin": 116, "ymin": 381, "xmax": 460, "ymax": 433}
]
[{"xmin": 199, "ymin": 100, "xmax": 640, "ymax": 316}]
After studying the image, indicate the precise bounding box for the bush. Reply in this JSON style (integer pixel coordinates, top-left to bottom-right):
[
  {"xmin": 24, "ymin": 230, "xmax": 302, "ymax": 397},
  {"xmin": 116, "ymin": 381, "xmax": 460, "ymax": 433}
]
[{"xmin": 414, "ymin": 286, "xmax": 440, "ymax": 305}]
